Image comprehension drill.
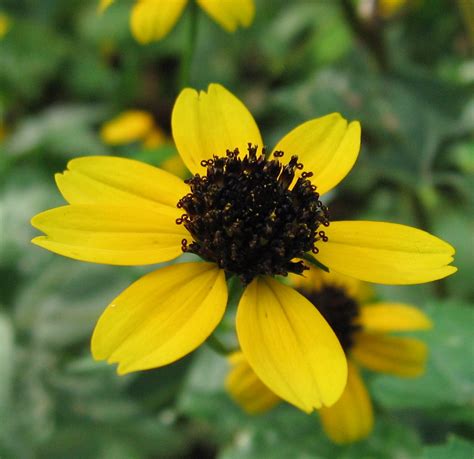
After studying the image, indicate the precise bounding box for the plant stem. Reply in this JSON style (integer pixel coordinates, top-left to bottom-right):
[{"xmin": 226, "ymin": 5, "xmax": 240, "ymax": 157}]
[{"xmin": 179, "ymin": 1, "xmax": 199, "ymax": 89}]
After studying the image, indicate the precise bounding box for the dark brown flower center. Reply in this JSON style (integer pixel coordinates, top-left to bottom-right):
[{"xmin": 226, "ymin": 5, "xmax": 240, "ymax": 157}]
[
  {"xmin": 299, "ymin": 285, "xmax": 361, "ymax": 351},
  {"xmin": 176, "ymin": 144, "xmax": 330, "ymax": 284}
]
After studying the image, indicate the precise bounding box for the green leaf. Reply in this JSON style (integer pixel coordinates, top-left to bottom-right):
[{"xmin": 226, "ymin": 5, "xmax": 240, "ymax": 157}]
[
  {"xmin": 432, "ymin": 207, "xmax": 474, "ymax": 300},
  {"xmin": 302, "ymin": 253, "xmax": 330, "ymax": 273},
  {"xmin": 13, "ymin": 258, "xmax": 135, "ymax": 348},
  {"xmin": 4, "ymin": 105, "xmax": 107, "ymax": 158},
  {"xmin": 0, "ymin": 19, "xmax": 67, "ymax": 103},
  {"xmin": 0, "ymin": 165, "xmax": 61, "ymax": 276}
]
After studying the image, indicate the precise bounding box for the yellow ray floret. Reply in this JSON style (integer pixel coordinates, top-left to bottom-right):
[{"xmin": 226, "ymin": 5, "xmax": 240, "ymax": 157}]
[
  {"xmin": 31, "ymin": 204, "xmax": 186, "ymax": 265},
  {"xmin": 236, "ymin": 276, "xmax": 347, "ymax": 413},
  {"xmin": 197, "ymin": 0, "xmax": 255, "ymax": 32},
  {"xmin": 131, "ymin": 0, "xmax": 188, "ymax": 44},
  {"xmin": 352, "ymin": 333, "xmax": 427, "ymax": 377},
  {"xmin": 102, "ymin": 0, "xmax": 255, "ymax": 44},
  {"xmin": 272, "ymin": 114, "xmax": 361, "ymax": 196},
  {"xmin": 92, "ymin": 262, "xmax": 227, "ymax": 374},
  {"xmin": 55, "ymin": 156, "xmax": 188, "ymax": 209},
  {"xmin": 172, "ymin": 83, "xmax": 263, "ymax": 174},
  {"xmin": 100, "ymin": 110, "xmax": 154, "ymax": 145},
  {"xmin": 316, "ymin": 221, "xmax": 456, "ymax": 284},
  {"xmin": 358, "ymin": 303, "xmax": 433, "ymax": 332},
  {"xmin": 319, "ymin": 361, "xmax": 373, "ymax": 444},
  {"xmin": 226, "ymin": 352, "xmax": 281, "ymax": 414}
]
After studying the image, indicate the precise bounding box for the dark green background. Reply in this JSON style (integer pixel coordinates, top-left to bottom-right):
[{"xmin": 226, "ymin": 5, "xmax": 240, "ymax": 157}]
[{"xmin": 1, "ymin": 0, "xmax": 473, "ymax": 457}]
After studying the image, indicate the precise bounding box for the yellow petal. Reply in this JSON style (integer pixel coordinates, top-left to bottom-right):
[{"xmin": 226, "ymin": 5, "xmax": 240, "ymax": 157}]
[
  {"xmin": 98, "ymin": 0, "xmax": 115, "ymax": 13},
  {"xmin": 197, "ymin": 0, "xmax": 255, "ymax": 32},
  {"xmin": 130, "ymin": 0, "xmax": 188, "ymax": 44},
  {"xmin": 358, "ymin": 303, "xmax": 432, "ymax": 333},
  {"xmin": 31, "ymin": 204, "xmax": 186, "ymax": 265},
  {"xmin": 319, "ymin": 361, "xmax": 373, "ymax": 444},
  {"xmin": 236, "ymin": 276, "xmax": 347, "ymax": 413},
  {"xmin": 92, "ymin": 262, "xmax": 227, "ymax": 373},
  {"xmin": 55, "ymin": 156, "xmax": 188, "ymax": 209},
  {"xmin": 160, "ymin": 154, "xmax": 188, "ymax": 179},
  {"xmin": 100, "ymin": 110, "xmax": 154, "ymax": 145},
  {"xmin": 172, "ymin": 83, "xmax": 263, "ymax": 174},
  {"xmin": 226, "ymin": 351, "xmax": 281, "ymax": 414},
  {"xmin": 142, "ymin": 126, "xmax": 168, "ymax": 149},
  {"xmin": 316, "ymin": 221, "xmax": 457, "ymax": 285},
  {"xmin": 272, "ymin": 114, "xmax": 361, "ymax": 196},
  {"xmin": 289, "ymin": 262, "xmax": 373, "ymax": 305},
  {"xmin": 352, "ymin": 332, "xmax": 428, "ymax": 377}
]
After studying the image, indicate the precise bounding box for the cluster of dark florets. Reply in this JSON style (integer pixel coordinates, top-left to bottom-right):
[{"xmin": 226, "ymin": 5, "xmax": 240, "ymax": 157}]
[
  {"xmin": 176, "ymin": 144, "xmax": 330, "ymax": 284},
  {"xmin": 300, "ymin": 285, "xmax": 361, "ymax": 351}
]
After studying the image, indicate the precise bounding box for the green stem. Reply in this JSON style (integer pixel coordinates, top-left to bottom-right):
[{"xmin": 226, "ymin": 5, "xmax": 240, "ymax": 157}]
[
  {"xmin": 179, "ymin": 1, "xmax": 199, "ymax": 89},
  {"xmin": 206, "ymin": 333, "xmax": 233, "ymax": 356}
]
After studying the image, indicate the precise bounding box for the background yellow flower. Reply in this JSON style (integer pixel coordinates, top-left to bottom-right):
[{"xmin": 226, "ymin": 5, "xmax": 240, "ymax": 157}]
[
  {"xmin": 100, "ymin": 0, "xmax": 255, "ymax": 43},
  {"xmin": 100, "ymin": 109, "xmax": 188, "ymax": 176},
  {"xmin": 227, "ymin": 266, "xmax": 432, "ymax": 444}
]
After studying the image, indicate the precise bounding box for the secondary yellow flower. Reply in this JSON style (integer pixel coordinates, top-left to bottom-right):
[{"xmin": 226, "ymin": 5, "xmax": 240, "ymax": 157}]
[
  {"xmin": 100, "ymin": 110, "xmax": 156, "ymax": 145},
  {"xmin": 99, "ymin": 0, "xmax": 255, "ymax": 44},
  {"xmin": 100, "ymin": 110, "xmax": 187, "ymax": 177},
  {"xmin": 226, "ymin": 267, "xmax": 432, "ymax": 443},
  {"xmin": 31, "ymin": 83, "xmax": 455, "ymax": 414}
]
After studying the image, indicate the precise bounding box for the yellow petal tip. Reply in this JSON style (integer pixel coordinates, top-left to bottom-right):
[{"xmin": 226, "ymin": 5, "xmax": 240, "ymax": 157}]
[{"xmin": 31, "ymin": 235, "xmax": 46, "ymax": 245}]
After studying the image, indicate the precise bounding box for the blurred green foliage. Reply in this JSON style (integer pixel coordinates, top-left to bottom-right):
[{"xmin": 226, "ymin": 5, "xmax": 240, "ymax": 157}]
[{"xmin": 1, "ymin": 0, "xmax": 473, "ymax": 457}]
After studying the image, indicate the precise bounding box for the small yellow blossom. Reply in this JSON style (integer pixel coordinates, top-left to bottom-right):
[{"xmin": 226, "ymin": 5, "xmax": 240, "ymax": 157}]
[
  {"xmin": 143, "ymin": 127, "xmax": 168, "ymax": 149},
  {"xmin": 160, "ymin": 153, "xmax": 188, "ymax": 178},
  {"xmin": 100, "ymin": 110, "xmax": 187, "ymax": 177},
  {"xmin": 100, "ymin": 0, "xmax": 255, "ymax": 44},
  {"xmin": 100, "ymin": 110, "xmax": 155, "ymax": 145}
]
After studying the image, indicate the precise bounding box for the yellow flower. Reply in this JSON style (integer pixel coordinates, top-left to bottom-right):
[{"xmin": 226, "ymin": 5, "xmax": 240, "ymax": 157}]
[
  {"xmin": 100, "ymin": 110, "xmax": 155, "ymax": 145},
  {"xmin": 31, "ymin": 83, "xmax": 455, "ymax": 414},
  {"xmin": 226, "ymin": 266, "xmax": 433, "ymax": 443},
  {"xmin": 142, "ymin": 126, "xmax": 168, "ymax": 149},
  {"xmin": 99, "ymin": 0, "xmax": 255, "ymax": 44},
  {"xmin": 100, "ymin": 110, "xmax": 188, "ymax": 177}
]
